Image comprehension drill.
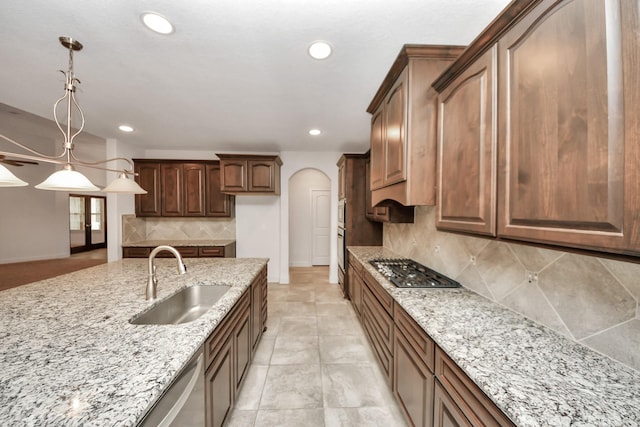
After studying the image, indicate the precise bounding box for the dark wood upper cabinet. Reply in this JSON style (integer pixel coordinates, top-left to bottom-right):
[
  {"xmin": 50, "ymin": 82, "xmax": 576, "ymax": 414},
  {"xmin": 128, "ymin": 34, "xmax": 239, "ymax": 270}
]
[
  {"xmin": 433, "ymin": 0, "xmax": 640, "ymax": 256},
  {"xmin": 160, "ymin": 163, "xmax": 183, "ymax": 217},
  {"xmin": 134, "ymin": 160, "xmax": 234, "ymax": 218},
  {"xmin": 205, "ymin": 163, "xmax": 235, "ymax": 217},
  {"xmin": 436, "ymin": 46, "xmax": 497, "ymax": 236},
  {"xmin": 497, "ymin": 0, "xmax": 640, "ymax": 254},
  {"xmin": 367, "ymin": 45, "xmax": 465, "ymax": 208},
  {"xmin": 217, "ymin": 154, "xmax": 282, "ymax": 195},
  {"xmin": 134, "ymin": 162, "xmax": 161, "ymax": 217}
]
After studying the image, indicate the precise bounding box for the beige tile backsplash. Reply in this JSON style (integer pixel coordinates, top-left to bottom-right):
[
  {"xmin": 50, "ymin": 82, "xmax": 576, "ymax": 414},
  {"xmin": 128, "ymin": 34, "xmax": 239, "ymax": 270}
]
[
  {"xmin": 122, "ymin": 215, "xmax": 236, "ymax": 243},
  {"xmin": 384, "ymin": 206, "xmax": 640, "ymax": 372}
]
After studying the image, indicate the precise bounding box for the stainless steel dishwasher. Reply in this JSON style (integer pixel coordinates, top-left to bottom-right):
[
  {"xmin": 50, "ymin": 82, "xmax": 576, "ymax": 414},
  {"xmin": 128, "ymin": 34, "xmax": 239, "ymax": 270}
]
[{"xmin": 138, "ymin": 347, "xmax": 205, "ymax": 426}]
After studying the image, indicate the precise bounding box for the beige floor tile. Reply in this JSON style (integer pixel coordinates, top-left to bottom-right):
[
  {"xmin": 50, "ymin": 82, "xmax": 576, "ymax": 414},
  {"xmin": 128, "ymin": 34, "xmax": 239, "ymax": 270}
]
[
  {"xmin": 321, "ymin": 364, "xmax": 387, "ymax": 408},
  {"xmin": 259, "ymin": 364, "xmax": 323, "ymax": 409},
  {"xmin": 324, "ymin": 406, "xmax": 407, "ymax": 427},
  {"xmin": 278, "ymin": 316, "xmax": 318, "ymax": 336},
  {"xmin": 254, "ymin": 408, "xmax": 325, "ymax": 427},
  {"xmin": 319, "ymin": 335, "xmax": 373, "ymax": 364},
  {"xmin": 226, "ymin": 409, "xmax": 257, "ymax": 426},
  {"xmin": 317, "ymin": 314, "xmax": 362, "ymax": 336},
  {"xmin": 235, "ymin": 365, "xmax": 269, "ymax": 410},
  {"xmin": 271, "ymin": 335, "xmax": 320, "ymax": 365}
]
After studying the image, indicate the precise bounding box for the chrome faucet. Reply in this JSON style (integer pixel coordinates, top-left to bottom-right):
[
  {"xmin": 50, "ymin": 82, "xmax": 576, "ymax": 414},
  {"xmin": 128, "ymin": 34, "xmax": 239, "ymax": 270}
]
[{"xmin": 146, "ymin": 245, "xmax": 187, "ymax": 300}]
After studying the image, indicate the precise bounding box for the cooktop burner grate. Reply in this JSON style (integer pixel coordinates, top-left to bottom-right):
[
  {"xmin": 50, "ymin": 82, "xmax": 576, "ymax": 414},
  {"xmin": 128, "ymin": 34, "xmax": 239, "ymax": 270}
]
[{"xmin": 369, "ymin": 258, "xmax": 461, "ymax": 289}]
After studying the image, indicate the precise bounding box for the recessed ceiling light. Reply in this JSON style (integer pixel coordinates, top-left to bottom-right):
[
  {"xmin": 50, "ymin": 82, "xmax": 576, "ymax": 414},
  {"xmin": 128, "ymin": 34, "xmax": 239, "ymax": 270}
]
[
  {"xmin": 309, "ymin": 129, "xmax": 321, "ymax": 136},
  {"xmin": 141, "ymin": 12, "xmax": 174, "ymax": 35},
  {"xmin": 308, "ymin": 41, "xmax": 332, "ymax": 60},
  {"xmin": 118, "ymin": 125, "xmax": 134, "ymax": 133}
]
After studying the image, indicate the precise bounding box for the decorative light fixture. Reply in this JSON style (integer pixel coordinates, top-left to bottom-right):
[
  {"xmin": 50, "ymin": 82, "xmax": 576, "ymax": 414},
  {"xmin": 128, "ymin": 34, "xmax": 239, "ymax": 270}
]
[
  {"xmin": 0, "ymin": 37, "xmax": 147, "ymax": 194},
  {"xmin": 308, "ymin": 41, "xmax": 333, "ymax": 60}
]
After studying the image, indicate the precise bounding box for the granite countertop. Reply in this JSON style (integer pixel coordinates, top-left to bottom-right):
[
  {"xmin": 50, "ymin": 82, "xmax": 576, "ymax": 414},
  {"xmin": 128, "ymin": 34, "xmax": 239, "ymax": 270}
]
[
  {"xmin": 0, "ymin": 257, "xmax": 267, "ymax": 426},
  {"xmin": 348, "ymin": 246, "xmax": 640, "ymax": 427},
  {"xmin": 123, "ymin": 239, "xmax": 236, "ymax": 247}
]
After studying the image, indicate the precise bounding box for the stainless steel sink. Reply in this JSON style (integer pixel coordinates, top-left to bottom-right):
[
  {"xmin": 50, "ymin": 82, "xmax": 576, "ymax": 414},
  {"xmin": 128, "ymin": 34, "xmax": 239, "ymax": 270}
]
[{"xmin": 131, "ymin": 285, "xmax": 231, "ymax": 325}]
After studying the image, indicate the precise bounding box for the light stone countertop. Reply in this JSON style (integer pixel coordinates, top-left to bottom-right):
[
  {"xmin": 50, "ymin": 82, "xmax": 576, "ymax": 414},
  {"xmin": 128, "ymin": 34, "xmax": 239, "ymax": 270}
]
[
  {"xmin": 348, "ymin": 246, "xmax": 640, "ymax": 427},
  {"xmin": 123, "ymin": 239, "xmax": 236, "ymax": 247},
  {"xmin": 0, "ymin": 257, "xmax": 267, "ymax": 426}
]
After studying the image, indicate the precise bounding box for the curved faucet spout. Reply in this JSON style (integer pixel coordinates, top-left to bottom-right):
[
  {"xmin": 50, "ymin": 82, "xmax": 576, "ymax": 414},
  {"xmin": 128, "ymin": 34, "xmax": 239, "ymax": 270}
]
[{"xmin": 146, "ymin": 245, "xmax": 187, "ymax": 300}]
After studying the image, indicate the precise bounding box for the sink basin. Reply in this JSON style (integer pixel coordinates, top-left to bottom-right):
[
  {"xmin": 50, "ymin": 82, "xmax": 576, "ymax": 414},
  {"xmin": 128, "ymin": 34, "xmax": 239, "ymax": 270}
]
[{"xmin": 131, "ymin": 285, "xmax": 231, "ymax": 325}]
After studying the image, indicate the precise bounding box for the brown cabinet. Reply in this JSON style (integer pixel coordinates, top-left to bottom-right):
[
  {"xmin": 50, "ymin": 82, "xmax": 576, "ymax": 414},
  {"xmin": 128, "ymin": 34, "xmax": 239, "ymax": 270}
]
[
  {"xmin": 336, "ymin": 154, "xmax": 382, "ymax": 297},
  {"xmin": 435, "ymin": 348, "xmax": 514, "ymax": 426},
  {"xmin": 365, "ymin": 155, "xmax": 415, "ymax": 223},
  {"xmin": 367, "ymin": 45, "xmax": 464, "ymax": 208},
  {"xmin": 122, "ymin": 243, "xmax": 236, "ymax": 258},
  {"xmin": 217, "ymin": 154, "xmax": 282, "ymax": 195},
  {"xmin": 433, "ymin": 0, "xmax": 640, "ymax": 256},
  {"xmin": 436, "ymin": 46, "xmax": 497, "ymax": 236},
  {"xmin": 134, "ymin": 160, "xmax": 234, "ymax": 218},
  {"xmin": 394, "ymin": 304, "xmax": 436, "ymax": 427},
  {"xmin": 497, "ymin": 0, "xmax": 640, "ymax": 254},
  {"xmin": 134, "ymin": 162, "xmax": 161, "ymax": 217},
  {"xmin": 204, "ymin": 266, "xmax": 267, "ymax": 427},
  {"xmin": 251, "ymin": 266, "xmax": 267, "ymax": 355},
  {"xmin": 347, "ymin": 252, "xmax": 514, "ymax": 427}
]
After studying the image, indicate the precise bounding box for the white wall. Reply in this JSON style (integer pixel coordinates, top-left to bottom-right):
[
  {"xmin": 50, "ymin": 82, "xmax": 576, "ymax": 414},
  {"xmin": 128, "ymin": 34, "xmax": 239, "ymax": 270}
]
[{"xmin": 289, "ymin": 169, "xmax": 331, "ymax": 267}]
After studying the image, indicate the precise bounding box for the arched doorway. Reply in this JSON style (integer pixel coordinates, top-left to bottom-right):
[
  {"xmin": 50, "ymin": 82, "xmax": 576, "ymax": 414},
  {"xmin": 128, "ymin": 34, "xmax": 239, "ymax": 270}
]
[{"xmin": 289, "ymin": 168, "xmax": 331, "ymax": 266}]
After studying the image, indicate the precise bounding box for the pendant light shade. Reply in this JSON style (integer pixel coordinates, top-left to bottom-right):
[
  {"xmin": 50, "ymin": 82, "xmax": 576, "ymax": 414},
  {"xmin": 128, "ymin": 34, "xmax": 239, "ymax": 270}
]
[
  {"xmin": 102, "ymin": 172, "xmax": 147, "ymax": 194},
  {"xmin": 35, "ymin": 165, "xmax": 100, "ymax": 191},
  {"xmin": 0, "ymin": 164, "xmax": 28, "ymax": 187}
]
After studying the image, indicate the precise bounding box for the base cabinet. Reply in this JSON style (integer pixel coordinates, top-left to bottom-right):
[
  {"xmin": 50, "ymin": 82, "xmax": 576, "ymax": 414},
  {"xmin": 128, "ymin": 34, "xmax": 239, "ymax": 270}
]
[
  {"xmin": 347, "ymin": 253, "xmax": 514, "ymax": 427},
  {"xmin": 122, "ymin": 243, "xmax": 236, "ymax": 259},
  {"xmin": 204, "ymin": 266, "xmax": 267, "ymax": 427}
]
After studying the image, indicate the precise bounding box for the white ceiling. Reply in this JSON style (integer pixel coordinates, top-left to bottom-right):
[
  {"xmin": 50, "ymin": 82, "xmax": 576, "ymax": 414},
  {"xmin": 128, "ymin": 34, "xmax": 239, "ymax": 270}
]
[{"xmin": 1, "ymin": 0, "xmax": 510, "ymax": 154}]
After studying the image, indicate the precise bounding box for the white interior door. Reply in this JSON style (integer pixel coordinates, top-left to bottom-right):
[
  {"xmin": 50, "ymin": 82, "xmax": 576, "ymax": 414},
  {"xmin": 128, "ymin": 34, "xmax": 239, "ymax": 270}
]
[{"xmin": 311, "ymin": 189, "xmax": 330, "ymax": 265}]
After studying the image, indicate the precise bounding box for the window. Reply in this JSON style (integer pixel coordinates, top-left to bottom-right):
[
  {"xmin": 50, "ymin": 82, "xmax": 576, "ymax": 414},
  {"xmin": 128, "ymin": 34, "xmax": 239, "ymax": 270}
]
[{"xmin": 69, "ymin": 196, "xmax": 85, "ymax": 231}]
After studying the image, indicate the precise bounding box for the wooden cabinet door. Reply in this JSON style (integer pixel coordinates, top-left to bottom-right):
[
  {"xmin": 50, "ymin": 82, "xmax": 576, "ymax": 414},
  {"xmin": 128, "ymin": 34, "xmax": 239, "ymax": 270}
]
[
  {"xmin": 248, "ymin": 160, "xmax": 276, "ymax": 192},
  {"xmin": 383, "ymin": 70, "xmax": 407, "ymax": 186},
  {"xmin": 183, "ymin": 163, "xmax": 206, "ymax": 217},
  {"xmin": 134, "ymin": 162, "xmax": 161, "ymax": 216},
  {"xmin": 338, "ymin": 159, "xmax": 347, "ymax": 200},
  {"xmin": 364, "ymin": 157, "xmax": 375, "ymax": 218},
  {"xmin": 206, "ymin": 163, "xmax": 234, "ymax": 217},
  {"xmin": 497, "ymin": 0, "xmax": 640, "ymax": 253},
  {"xmin": 205, "ymin": 336, "xmax": 234, "ymax": 427},
  {"xmin": 160, "ymin": 163, "xmax": 183, "ymax": 216},
  {"xmin": 433, "ymin": 381, "xmax": 471, "ymax": 427},
  {"xmin": 220, "ymin": 159, "xmax": 247, "ymax": 193},
  {"xmin": 235, "ymin": 307, "xmax": 251, "ymax": 390},
  {"xmin": 370, "ymin": 107, "xmax": 385, "ymax": 191},
  {"xmin": 250, "ymin": 272, "xmax": 263, "ymax": 354},
  {"xmin": 437, "ymin": 46, "xmax": 497, "ymax": 236},
  {"xmin": 394, "ymin": 327, "xmax": 434, "ymax": 427}
]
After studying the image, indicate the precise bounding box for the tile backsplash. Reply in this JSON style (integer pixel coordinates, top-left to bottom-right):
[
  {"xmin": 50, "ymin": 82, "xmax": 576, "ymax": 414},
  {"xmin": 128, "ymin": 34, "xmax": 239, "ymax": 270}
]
[
  {"xmin": 122, "ymin": 215, "xmax": 235, "ymax": 243},
  {"xmin": 384, "ymin": 206, "xmax": 640, "ymax": 372}
]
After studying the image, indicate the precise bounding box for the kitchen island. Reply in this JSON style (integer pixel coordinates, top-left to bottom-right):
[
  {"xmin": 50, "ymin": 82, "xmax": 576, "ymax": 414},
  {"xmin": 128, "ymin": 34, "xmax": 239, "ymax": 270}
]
[
  {"xmin": 0, "ymin": 257, "xmax": 267, "ymax": 426},
  {"xmin": 348, "ymin": 246, "xmax": 640, "ymax": 426}
]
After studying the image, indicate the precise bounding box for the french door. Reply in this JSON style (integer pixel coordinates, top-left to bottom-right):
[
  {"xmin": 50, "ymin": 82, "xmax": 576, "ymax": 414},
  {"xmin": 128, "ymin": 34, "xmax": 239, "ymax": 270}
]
[{"xmin": 69, "ymin": 195, "xmax": 107, "ymax": 254}]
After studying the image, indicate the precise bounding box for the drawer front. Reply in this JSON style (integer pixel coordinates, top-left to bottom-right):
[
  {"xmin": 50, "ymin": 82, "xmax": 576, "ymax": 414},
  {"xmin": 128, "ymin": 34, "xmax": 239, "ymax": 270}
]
[
  {"xmin": 205, "ymin": 291, "xmax": 250, "ymax": 370},
  {"xmin": 362, "ymin": 300, "xmax": 393, "ymax": 385},
  {"xmin": 199, "ymin": 246, "xmax": 225, "ymax": 257},
  {"xmin": 363, "ymin": 269, "xmax": 394, "ymax": 315},
  {"xmin": 122, "ymin": 247, "xmax": 151, "ymax": 258},
  {"xmin": 349, "ymin": 253, "xmax": 364, "ymax": 277},
  {"xmin": 435, "ymin": 348, "xmax": 514, "ymax": 427},
  {"xmin": 395, "ymin": 304, "xmax": 435, "ymax": 373},
  {"xmin": 155, "ymin": 246, "xmax": 199, "ymax": 258},
  {"xmin": 362, "ymin": 286, "xmax": 394, "ymax": 353}
]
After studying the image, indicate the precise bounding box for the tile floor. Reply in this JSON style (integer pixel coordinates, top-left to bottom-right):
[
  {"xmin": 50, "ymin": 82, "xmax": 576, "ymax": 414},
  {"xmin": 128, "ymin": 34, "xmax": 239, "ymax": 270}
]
[{"xmin": 227, "ymin": 266, "xmax": 407, "ymax": 427}]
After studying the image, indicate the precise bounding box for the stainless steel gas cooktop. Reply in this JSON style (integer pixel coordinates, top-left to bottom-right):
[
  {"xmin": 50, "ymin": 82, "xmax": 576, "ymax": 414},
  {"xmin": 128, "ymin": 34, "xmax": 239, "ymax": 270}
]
[{"xmin": 369, "ymin": 258, "xmax": 461, "ymax": 289}]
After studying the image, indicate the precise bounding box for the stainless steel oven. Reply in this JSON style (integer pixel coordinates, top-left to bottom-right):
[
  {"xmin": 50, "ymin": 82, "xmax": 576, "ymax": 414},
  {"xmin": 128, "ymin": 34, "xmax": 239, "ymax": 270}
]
[{"xmin": 338, "ymin": 199, "xmax": 345, "ymax": 229}]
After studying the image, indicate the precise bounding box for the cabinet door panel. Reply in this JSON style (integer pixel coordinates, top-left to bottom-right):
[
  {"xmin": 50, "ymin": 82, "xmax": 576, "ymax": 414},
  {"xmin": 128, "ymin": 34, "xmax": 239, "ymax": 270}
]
[
  {"xmin": 161, "ymin": 163, "xmax": 183, "ymax": 216},
  {"xmin": 498, "ymin": 0, "xmax": 638, "ymax": 252},
  {"xmin": 370, "ymin": 108, "xmax": 385, "ymax": 190},
  {"xmin": 134, "ymin": 163, "xmax": 161, "ymax": 216},
  {"xmin": 437, "ymin": 46, "xmax": 497, "ymax": 236},
  {"xmin": 248, "ymin": 160, "xmax": 275, "ymax": 192},
  {"xmin": 220, "ymin": 160, "xmax": 247, "ymax": 192},
  {"xmin": 184, "ymin": 163, "xmax": 206, "ymax": 216},
  {"xmin": 235, "ymin": 309, "xmax": 251, "ymax": 389},
  {"xmin": 434, "ymin": 381, "xmax": 471, "ymax": 427},
  {"xmin": 206, "ymin": 163, "xmax": 233, "ymax": 217},
  {"xmin": 205, "ymin": 337, "xmax": 234, "ymax": 427},
  {"xmin": 384, "ymin": 73, "xmax": 407, "ymax": 186}
]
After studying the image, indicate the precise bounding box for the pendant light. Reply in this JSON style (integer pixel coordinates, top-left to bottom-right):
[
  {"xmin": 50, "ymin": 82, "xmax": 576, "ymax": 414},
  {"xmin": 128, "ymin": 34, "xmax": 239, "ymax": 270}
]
[{"xmin": 0, "ymin": 37, "xmax": 147, "ymax": 194}]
